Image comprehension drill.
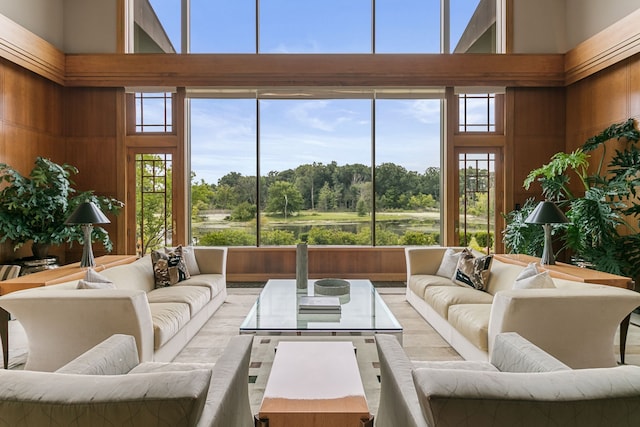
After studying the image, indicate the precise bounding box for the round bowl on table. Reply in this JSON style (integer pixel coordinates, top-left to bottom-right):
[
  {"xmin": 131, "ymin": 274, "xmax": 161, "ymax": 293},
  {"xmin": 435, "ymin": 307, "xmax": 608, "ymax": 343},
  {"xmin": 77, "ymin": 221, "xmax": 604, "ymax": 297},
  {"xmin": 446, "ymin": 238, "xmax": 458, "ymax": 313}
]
[{"xmin": 314, "ymin": 278, "xmax": 350, "ymax": 298}]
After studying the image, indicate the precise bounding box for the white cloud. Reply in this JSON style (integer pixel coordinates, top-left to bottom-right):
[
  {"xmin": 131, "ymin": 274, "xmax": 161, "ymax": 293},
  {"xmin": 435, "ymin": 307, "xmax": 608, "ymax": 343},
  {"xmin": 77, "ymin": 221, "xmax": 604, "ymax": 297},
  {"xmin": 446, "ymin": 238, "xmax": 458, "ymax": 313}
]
[{"xmin": 405, "ymin": 100, "xmax": 441, "ymax": 124}]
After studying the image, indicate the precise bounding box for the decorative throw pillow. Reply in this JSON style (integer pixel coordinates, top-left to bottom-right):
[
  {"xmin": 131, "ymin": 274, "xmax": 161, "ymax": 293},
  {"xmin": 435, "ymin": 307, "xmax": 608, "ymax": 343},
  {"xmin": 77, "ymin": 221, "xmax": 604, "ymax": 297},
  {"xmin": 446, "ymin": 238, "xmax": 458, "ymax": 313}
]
[
  {"xmin": 453, "ymin": 248, "xmax": 493, "ymax": 291},
  {"xmin": 515, "ymin": 262, "xmax": 539, "ymax": 281},
  {"xmin": 151, "ymin": 246, "xmax": 191, "ymax": 288},
  {"xmin": 77, "ymin": 279, "xmax": 116, "ymax": 289},
  {"xmin": 85, "ymin": 269, "xmax": 114, "ymax": 284},
  {"xmin": 513, "ymin": 271, "xmax": 556, "ymax": 289},
  {"xmin": 181, "ymin": 246, "xmax": 200, "ymax": 276},
  {"xmin": 435, "ymin": 248, "xmax": 462, "ymax": 279}
]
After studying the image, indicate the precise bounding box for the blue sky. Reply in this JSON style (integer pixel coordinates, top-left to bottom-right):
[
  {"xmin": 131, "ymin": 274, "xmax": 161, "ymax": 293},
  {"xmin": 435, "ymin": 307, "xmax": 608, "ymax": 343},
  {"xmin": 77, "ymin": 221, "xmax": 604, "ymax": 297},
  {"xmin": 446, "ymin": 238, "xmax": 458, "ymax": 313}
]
[{"xmin": 148, "ymin": 1, "xmax": 481, "ymax": 184}]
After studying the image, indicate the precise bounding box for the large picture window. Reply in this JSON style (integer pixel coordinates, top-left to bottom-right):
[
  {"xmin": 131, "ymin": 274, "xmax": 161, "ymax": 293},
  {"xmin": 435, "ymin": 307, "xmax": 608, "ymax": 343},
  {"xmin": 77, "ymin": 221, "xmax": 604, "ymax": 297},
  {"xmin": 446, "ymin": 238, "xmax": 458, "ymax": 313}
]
[{"xmin": 188, "ymin": 93, "xmax": 443, "ymax": 246}]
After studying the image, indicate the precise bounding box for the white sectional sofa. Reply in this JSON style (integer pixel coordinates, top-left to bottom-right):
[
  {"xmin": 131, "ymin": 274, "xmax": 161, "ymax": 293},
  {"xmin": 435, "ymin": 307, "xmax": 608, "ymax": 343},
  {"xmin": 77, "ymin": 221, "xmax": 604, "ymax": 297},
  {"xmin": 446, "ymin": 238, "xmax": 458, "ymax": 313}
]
[
  {"xmin": 375, "ymin": 332, "xmax": 640, "ymax": 427},
  {"xmin": 405, "ymin": 246, "xmax": 640, "ymax": 368},
  {"xmin": 0, "ymin": 334, "xmax": 253, "ymax": 427},
  {"xmin": 0, "ymin": 246, "xmax": 228, "ymax": 371}
]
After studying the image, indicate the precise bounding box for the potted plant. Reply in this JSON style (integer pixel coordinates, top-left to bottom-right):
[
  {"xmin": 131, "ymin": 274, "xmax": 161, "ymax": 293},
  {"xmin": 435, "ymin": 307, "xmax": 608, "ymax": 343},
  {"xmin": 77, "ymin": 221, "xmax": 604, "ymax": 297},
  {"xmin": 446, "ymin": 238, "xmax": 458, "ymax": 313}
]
[
  {"xmin": 0, "ymin": 157, "xmax": 123, "ymax": 258},
  {"xmin": 503, "ymin": 118, "xmax": 640, "ymax": 278}
]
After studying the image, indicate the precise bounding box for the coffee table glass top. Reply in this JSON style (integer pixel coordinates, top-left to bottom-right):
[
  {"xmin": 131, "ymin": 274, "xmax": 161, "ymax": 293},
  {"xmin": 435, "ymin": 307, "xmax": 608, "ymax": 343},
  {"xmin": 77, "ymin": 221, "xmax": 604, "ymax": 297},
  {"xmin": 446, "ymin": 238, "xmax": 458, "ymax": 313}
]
[{"xmin": 240, "ymin": 279, "xmax": 402, "ymax": 334}]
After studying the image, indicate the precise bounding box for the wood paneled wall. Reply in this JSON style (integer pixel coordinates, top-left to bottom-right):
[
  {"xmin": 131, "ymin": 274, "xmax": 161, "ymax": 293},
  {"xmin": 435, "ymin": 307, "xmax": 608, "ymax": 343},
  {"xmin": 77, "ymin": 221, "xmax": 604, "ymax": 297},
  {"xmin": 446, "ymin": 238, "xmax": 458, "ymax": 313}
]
[
  {"xmin": 227, "ymin": 246, "xmax": 406, "ymax": 283},
  {"xmin": 64, "ymin": 87, "xmax": 125, "ymax": 261},
  {"xmin": 566, "ymin": 53, "xmax": 640, "ymax": 156},
  {"xmin": 0, "ymin": 58, "xmax": 65, "ymax": 262},
  {"xmin": 506, "ymin": 87, "xmax": 566, "ymax": 211}
]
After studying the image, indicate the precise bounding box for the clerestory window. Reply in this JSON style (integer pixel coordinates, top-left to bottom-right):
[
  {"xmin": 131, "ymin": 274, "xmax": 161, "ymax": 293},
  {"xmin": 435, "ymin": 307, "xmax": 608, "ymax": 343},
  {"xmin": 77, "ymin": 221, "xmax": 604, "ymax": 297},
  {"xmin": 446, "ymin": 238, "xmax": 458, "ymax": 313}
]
[
  {"xmin": 132, "ymin": 92, "xmax": 174, "ymax": 134},
  {"xmin": 145, "ymin": 0, "xmax": 493, "ymax": 54}
]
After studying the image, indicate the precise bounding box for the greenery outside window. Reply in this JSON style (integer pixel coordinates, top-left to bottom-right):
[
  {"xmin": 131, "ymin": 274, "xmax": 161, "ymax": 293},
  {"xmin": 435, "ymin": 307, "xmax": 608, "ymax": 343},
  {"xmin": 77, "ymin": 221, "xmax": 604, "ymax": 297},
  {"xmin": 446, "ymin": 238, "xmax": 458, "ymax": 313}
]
[{"xmin": 188, "ymin": 91, "xmax": 443, "ymax": 247}]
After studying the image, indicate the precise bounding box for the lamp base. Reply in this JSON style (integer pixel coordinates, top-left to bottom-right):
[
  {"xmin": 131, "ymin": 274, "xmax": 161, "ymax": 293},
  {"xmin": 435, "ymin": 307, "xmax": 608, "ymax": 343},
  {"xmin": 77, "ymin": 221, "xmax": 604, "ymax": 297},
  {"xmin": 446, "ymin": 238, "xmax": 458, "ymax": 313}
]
[
  {"xmin": 540, "ymin": 223, "xmax": 555, "ymax": 265},
  {"xmin": 80, "ymin": 224, "xmax": 95, "ymax": 268}
]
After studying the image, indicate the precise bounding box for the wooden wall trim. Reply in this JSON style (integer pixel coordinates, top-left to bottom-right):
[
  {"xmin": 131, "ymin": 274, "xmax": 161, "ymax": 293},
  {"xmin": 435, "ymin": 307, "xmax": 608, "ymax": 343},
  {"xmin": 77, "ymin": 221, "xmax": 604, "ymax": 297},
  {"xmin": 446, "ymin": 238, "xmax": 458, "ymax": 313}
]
[
  {"xmin": 65, "ymin": 53, "xmax": 565, "ymax": 88},
  {"xmin": 226, "ymin": 246, "xmax": 407, "ymax": 283},
  {"xmin": 0, "ymin": 14, "xmax": 65, "ymax": 85},
  {"xmin": 565, "ymin": 8, "xmax": 640, "ymax": 85}
]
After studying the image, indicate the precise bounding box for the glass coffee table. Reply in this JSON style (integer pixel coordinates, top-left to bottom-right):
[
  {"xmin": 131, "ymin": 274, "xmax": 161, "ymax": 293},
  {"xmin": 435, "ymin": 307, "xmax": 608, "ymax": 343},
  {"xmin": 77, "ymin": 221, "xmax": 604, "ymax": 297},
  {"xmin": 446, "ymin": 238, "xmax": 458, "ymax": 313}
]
[{"xmin": 240, "ymin": 279, "xmax": 403, "ymax": 343}]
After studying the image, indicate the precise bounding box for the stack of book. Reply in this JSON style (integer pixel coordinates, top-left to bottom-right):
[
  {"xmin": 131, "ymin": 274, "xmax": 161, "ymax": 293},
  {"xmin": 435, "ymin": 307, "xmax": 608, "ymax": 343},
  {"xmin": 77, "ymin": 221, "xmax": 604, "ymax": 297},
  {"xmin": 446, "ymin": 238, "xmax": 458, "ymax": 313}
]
[{"xmin": 298, "ymin": 296, "xmax": 341, "ymax": 314}]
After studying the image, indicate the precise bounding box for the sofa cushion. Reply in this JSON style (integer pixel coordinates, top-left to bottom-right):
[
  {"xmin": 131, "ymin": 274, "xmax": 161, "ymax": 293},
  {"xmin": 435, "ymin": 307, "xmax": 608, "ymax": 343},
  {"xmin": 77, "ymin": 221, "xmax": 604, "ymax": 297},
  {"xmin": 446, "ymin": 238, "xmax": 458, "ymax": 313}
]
[
  {"xmin": 56, "ymin": 334, "xmax": 140, "ymax": 375},
  {"xmin": 86, "ymin": 268, "xmax": 114, "ymax": 284},
  {"xmin": 77, "ymin": 279, "xmax": 116, "ymax": 289},
  {"xmin": 447, "ymin": 304, "xmax": 492, "ymax": 351},
  {"xmin": 513, "ymin": 271, "xmax": 556, "ymax": 289},
  {"xmin": 484, "ymin": 259, "xmax": 527, "ymax": 295},
  {"xmin": 149, "ymin": 302, "xmax": 191, "ymax": 349},
  {"xmin": 453, "ymin": 249, "xmax": 493, "ymax": 290},
  {"xmin": 413, "ymin": 366, "xmax": 640, "ymax": 427},
  {"xmin": 414, "ymin": 360, "xmax": 498, "ymax": 372},
  {"xmin": 424, "ymin": 286, "xmax": 493, "ymax": 319},
  {"xmin": 99, "ymin": 255, "xmax": 155, "ymax": 292},
  {"xmin": 168, "ymin": 245, "xmax": 201, "ymax": 276},
  {"xmin": 515, "ymin": 262, "xmax": 539, "ymax": 280},
  {"xmin": 409, "ymin": 274, "xmax": 458, "ymax": 299},
  {"xmin": 175, "ymin": 274, "xmax": 226, "ymax": 299},
  {"xmin": 152, "ymin": 246, "xmax": 191, "ymax": 288},
  {"xmin": 435, "ymin": 248, "xmax": 462, "ymax": 279},
  {"xmin": 490, "ymin": 332, "xmax": 570, "ymax": 373},
  {"xmin": 182, "ymin": 246, "xmax": 201, "ymax": 275},
  {"xmin": 148, "ymin": 285, "xmax": 211, "ymax": 315},
  {"xmin": 0, "ymin": 369, "xmax": 211, "ymax": 427}
]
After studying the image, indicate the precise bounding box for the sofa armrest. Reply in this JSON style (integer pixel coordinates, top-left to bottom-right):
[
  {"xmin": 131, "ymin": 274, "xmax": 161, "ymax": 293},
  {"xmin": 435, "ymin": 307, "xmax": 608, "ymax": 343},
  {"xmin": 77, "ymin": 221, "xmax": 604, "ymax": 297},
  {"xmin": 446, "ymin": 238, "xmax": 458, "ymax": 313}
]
[
  {"xmin": 375, "ymin": 334, "xmax": 428, "ymax": 427},
  {"xmin": 131, "ymin": 335, "xmax": 254, "ymax": 427},
  {"xmin": 194, "ymin": 246, "xmax": 228, "ymax": 276},
  {"xmin": 0, "ymin": 288, "xmax": 154, "ymax": 371},
  {"xmin": 56, "ymin": 334, "xmax": 140, "ymax": 375},
  {"xmin": 0, "ymin": 368, "xmax": 212, "ymax": 427},
  {"xmin": 200, "ymin": 334, "xmax": 254, "ymax": 427},
  {"xmin": 490, "ymin": 332, "xmax": 570, "ymax": 373},
  {"xmin": 412, "ymin": 366, "xmax": 640, "ymax": 427},
  {"xmin": 489, "ymin": 288, "xmax": 640, "ymax": 368}
]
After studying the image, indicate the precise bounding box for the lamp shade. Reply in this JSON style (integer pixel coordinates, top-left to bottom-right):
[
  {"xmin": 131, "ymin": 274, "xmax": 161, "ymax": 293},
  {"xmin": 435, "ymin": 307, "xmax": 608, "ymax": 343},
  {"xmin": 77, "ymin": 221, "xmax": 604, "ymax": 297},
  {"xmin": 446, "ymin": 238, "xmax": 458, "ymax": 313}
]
[
  {"xmin": 525, "ymin": 201, "xmax": 569, "ymax": 225},
  {"xmin": 65, "ymin": 201, "xmax": 110, "ymax": 225}
]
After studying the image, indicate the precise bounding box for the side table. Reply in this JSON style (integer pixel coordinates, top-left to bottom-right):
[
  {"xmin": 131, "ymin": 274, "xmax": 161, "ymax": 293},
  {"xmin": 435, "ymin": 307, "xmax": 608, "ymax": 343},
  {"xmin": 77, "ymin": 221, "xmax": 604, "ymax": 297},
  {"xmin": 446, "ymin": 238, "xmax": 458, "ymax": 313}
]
[{"xmin": 0, "ymin": 254, "xmax": 137, "ymax": 369}]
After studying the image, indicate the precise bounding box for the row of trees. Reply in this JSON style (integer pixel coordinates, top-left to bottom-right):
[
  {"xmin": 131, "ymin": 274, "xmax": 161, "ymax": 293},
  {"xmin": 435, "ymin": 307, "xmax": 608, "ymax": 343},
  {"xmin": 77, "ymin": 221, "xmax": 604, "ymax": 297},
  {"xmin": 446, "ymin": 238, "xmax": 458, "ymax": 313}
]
[
  {"xmin": 138, "ymin": 154, "xmax": 494, "ymax": 253},
  {"xmin": 197, "ymin": 227, "xmax": 494, "ymax": 248},
  {"xmin": 192, "ymin": 161, "xmax": 442, "ymax": 220}
]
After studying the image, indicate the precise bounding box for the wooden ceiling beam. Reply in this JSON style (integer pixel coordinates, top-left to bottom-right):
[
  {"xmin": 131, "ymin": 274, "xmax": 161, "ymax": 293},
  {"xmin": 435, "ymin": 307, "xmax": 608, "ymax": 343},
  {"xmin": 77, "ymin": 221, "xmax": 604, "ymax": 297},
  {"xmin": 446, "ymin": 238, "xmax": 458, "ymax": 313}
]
[{"xmin": 65, "ymin": 53, "xmax": 565, "ymax": 88}]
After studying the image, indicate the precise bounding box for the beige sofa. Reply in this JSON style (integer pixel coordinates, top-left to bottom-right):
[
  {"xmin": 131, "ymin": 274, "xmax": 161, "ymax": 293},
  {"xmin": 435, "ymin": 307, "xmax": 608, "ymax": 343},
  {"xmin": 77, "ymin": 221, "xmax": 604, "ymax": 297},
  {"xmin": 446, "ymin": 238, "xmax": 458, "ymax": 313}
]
[
  {"xmin": 375, "ymin": 333, "xmax": 640, "ymax": 427},
  {"xmin": 0, "ymin": 246, "xmax": 227, "ymax": 371},
  {"xmin": 405, "ymin": 246, "xmax": 640, "ymax": 368},
  {"xmin": 0, "ymin": 333, "xmax": 253, "ymax": 427}
]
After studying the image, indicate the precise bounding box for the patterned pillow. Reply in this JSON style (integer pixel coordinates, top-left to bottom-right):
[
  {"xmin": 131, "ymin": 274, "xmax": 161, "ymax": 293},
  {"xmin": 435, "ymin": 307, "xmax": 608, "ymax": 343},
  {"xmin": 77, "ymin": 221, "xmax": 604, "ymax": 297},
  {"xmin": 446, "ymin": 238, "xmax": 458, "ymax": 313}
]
[
  {"xmin": 453, "ymin": 248, "xmax": 493, "ymax": 290},
  {"xmin": 151, "ymin": 246, "xmax": 191, "ymax": 288},
  {"xmin": 435, "ymin": 248, "xmax": 462, "ymax": 279}
]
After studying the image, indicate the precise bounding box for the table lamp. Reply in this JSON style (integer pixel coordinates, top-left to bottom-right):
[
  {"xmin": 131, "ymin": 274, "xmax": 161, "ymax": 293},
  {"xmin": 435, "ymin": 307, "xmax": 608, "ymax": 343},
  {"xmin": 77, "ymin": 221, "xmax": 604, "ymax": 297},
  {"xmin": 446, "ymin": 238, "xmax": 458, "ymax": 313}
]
[
  {"xmin": 525, "ymin": 200, "xmax": 569, "ymax": 265},
  {"xmin": 65, "ymin": 201, "xmax": 110, "ymax": 268}
]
